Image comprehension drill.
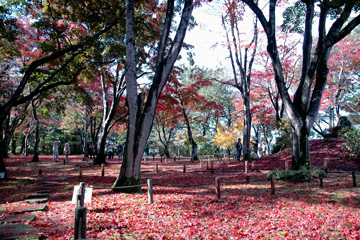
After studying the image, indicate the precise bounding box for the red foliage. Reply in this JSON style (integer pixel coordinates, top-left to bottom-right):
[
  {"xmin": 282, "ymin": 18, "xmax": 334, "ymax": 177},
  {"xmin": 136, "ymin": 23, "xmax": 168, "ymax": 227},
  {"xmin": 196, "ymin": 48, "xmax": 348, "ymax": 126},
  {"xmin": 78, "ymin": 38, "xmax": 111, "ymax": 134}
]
[{"xmin": 0, "ymin": 138, "xmax": 359, "ymax": 239}]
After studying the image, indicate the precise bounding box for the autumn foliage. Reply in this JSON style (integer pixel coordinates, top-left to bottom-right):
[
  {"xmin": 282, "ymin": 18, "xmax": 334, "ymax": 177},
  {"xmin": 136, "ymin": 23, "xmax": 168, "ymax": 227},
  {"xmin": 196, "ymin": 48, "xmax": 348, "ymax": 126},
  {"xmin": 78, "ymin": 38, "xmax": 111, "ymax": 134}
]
[{"xmin": 1, "ymin": 138, "xmax": 359, "ymax": 239}]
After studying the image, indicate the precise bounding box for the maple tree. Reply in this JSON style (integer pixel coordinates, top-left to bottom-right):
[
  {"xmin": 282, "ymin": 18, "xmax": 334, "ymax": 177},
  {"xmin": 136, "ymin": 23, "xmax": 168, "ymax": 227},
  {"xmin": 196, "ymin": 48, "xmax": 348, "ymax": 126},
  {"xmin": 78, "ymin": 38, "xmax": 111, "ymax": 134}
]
[
  {"xmin": 153, "ymin": 76, "xmax": 184, "ymax": 158},
  {"xmin": 242, "ymin": 0, "xmax": 360, "ymax": 169},
  {"xmin": 171, "ymin": 67, "xmax": 223, "ymax": 160},
  {"xmin": 319, "ymin": 36, "xmax": 360, "ymax": 130},
  {"xmin": 221, "ymin": 0, "xmax": 259, "ymax": 160},
  {"xmin": 0, "ymin": 0, "xmax": 125, "ymax": 178}
]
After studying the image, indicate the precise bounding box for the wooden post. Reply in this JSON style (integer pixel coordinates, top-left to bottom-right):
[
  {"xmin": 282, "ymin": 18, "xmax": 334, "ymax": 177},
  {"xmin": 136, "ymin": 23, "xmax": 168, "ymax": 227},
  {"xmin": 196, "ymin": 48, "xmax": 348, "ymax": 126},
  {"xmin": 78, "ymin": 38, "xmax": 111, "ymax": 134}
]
[
  {"xmin": 63, "ymin": 159, "xmax": 66, "ymax": 165},
  {"xmin": 174, "ymin": 156, "xmax": 176, "ymax": 162},
  {"xmin": 246, "ymin": 174, "xmax": 250, "ymax": 182},
  {"xmin": 39, "ymin": 169, "xmax": 42, "ymax": 176},
  {"xmin": 324, "ymin": 160, "xmax": 328, "ymax": 173},
  {"xmin": 319, "ymin": 173, "xmax": 323, "ymax": 189},
  {"xmin": 147, "ymin": 179, "xmax": 153, "ymax": 204},
  {"xmin": 74, "ymin": 206, "xmax": 86, "ymax": 239},
  {"xmin": 79, "ymin": 165, "xmax": 83, "ymax": 178},
  {"xmin": 78, "ymin": 182, "xmax": 85, "ymax": 208},
  {"xmin": 215, "ymin": 177, "xmax": 220, "ymax": 200},
  {"xmin": 245, "ymin": 161, "xmax": 248, "ymax": 174},
  {"xmin": 211, "ymin": 161, "xmax": 214, "ymax": 174},
  {"xmin": 251, "ymin": 160, "xmax": 254, "ymax": 172},
  {"xmin": 160, "ymin": 156, "xmax": 162, "ymax": 162},
  {"xmin": 270, "ymin": 174, "xmax": 275, "ymax": 195},
  {"xmin": 352, "ymin": 171, "xmax": 357, "ymax": 187},
  {"xmin": 222, "ymin": 161, "xmax": 225, "ymax": 171},
  {"xmin": 183, "ymin": 162, "xmax": 186, "ymax": 173},
  {"xmin": 285, "ymin": 160, "xmax": 289, "ymax": 171},
  {"xmin": 101, "ymin": 163, "xmax": 105, "ymax": 177},
  {"xmin": 207, "ymin": 160, "xmax": 209, "ymax": 170},
  {"xmin": 200, "ymin": 160, "xmax": 203, "ymax": 168},
  {"xmin": 155, "ymin": 162, "xmax": 158, "ymax": 173}
]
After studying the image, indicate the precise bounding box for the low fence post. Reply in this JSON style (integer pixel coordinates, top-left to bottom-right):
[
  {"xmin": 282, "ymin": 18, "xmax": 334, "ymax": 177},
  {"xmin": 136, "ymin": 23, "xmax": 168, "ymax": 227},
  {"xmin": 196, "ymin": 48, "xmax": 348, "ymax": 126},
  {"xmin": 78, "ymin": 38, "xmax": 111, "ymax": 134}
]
[
  {"xmin": 285, "ymin": 160, "xmax": 289, "ymax": 171},
  {"xmin": 245, "ymin": 161, "xmax": 248, "ymax": 174},
  {"xmin": 270, "ymin": 174, "xmax": 275, "ymax": 195},
  {"xmin": 74, "ymin": 206, "xmax": 86, "ymax": 239},
  {"xmin": 39, "ymin": 169, "xmax": 42, "ymax": 176},
  {"xmin": 101, "ymin": 163, "xmax": 105, "ymax": 177},
  {"xmin": 79, "ymin": 165, "xmax": 83, "ymax": 178},
  {"xmin": 147, "ymin": 179, "xmax": 153, "ymax": 204},
  {"xmin": 211, "ymin": 161, "xmax": 214, "ymax": 174},
  {"xmin": 183, "ymin": 162, "xmax": 186, "ymax": 173},
  {"xmin": 215, "ymin": 177, "xmax": 220, "ymax": 200},
  {"xmin": 324, "ymin": 160, "xmax": 328, "ymax": 173},
  {"xmin": 352, "ymin": 171, "xmax": 357, "ymax": 187},
  {"xmin": 155, "ymin": 162, "xmax": 158, "ymax": 173},
  {"xmin": 319, "ymin": 173, "xmax": 323, "ymax": 189}
]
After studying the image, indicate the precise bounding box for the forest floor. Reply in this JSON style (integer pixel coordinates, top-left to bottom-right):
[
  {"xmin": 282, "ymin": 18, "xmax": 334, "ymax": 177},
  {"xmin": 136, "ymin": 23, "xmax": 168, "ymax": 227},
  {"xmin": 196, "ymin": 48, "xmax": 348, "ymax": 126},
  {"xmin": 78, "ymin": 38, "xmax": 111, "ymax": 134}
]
[{"xmin": 0, "ymin": 138, "xmax": 360, "ymax": 239}]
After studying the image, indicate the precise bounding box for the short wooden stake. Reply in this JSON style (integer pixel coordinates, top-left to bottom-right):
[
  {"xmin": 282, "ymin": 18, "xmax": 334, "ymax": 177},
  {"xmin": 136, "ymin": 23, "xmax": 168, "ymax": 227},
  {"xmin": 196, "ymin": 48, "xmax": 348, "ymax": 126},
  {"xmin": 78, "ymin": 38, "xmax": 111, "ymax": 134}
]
[
  {"xmin": 207, "ymin": 159, "xmax": 210, "ymax": 170},
  {"xmin": 319, "ymin": 173, "xmax": 323, "ymax": 189},
  {"xmin": 63, "ymin": 160, "xmax": 66, "ymax": 165},
  {"xmin": 200, "ymin": 160, "xmax": 203, "ymax": 168},
  {"xmin": 324, "ymin": 160, "xmax": 328, "ymax": 173},
  {"xmin": 39, "ymin": 169, "xmax": 42, "ymax": 176},
  {"xmin": 352, "ymin": 171, "xmax": 357, "ymax": 187},
  {"xmin": 101, "ymin": 164, "xmax": 105, "ymax": 177},
  {"xmin": 74, "ymin": 206, "xmax": 86, "ymax": 239},
  {"xmin": 245, "ymin": 161, "xmax": 248, "ymax": 174},
  {"xmin": 222, "ymin": 161, "xmax": 225, "ymax": 171},
  {"xmin": 183, "ymin": 162, "xmax": 186, "ymax": 173},
  {"xmin": 211, "ymin": 161, "xmax": 214, "ymax": 174},
  {"xmin": 285, "ymin": 160, "xmax": 289, "ymax": 171},
  {"xmin": 160, "ymin": 156, "xmax": 162, "ymax": 162},
  {"xmin": 147, "ymin": 179, "xmax": 153, "ymax": 204},
  {"xmin": 270, "ymin": 174, "xmax": 275, "ymax": 195},
  {"xmin": 246, "ymin": 174, "xmax": 250, "ymax": 182},
  {"xmin": 251, "ymin": 160, "xmax": 254, "ymax": 171},
  {"xmin": 79, "ymin": 165, "xmax": 83, "ymax": 178},
  {"xmin": 174, "ymin": 156, "xmax": 177, "ymax": 162},
  {"xmin": 77, "ymin": 182, "xmax": 86, "ymax": 208},
  {"xmin": 215, "ymin": 177, "xmax": 220, "ymax": 200},
  {"xmin": 155, "ymin": 162, "xmax": 158, "ymax": 173}
]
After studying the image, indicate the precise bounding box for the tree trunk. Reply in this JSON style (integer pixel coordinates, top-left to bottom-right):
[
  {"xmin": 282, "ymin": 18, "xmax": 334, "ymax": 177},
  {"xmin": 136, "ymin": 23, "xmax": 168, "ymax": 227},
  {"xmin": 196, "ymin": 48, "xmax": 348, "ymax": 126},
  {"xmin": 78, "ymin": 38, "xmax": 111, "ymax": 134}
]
[
  {"xmin": 31, "ymin": 103, "xmax": 40, "ymax": 162},
  {"xmin": 31, "ymin": 120, "xmax": 40, "ymax": 162},
  {"xmin": 93, "ymin": 125, "xmax": 108, "ymax": 165},
  {"xmin": 243, "ymin": 97, "xmax": 252, "ymax": 160},
  {"xmin": 112, "ymin": 0, "xmax": 194, "ymax": 192},
  {"xmin": 291, "ymin": 123, "xmax": 310, "ymax": 170}
]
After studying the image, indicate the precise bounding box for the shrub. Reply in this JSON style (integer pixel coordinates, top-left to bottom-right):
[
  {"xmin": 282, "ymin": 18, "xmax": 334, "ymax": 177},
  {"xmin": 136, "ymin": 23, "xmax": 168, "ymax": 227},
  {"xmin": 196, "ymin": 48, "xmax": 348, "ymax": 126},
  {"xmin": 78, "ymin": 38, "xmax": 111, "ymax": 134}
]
[
  {"xmin": 342, "ymin": 128, "xmax": 360, "ymax": 162},
  {"xmin": 271, "ymin": 118, "xmax": 292, "ymax": 154},
  {"xmin": 266, "ymin": 166, "xmax": 327, "ymax": 181}
]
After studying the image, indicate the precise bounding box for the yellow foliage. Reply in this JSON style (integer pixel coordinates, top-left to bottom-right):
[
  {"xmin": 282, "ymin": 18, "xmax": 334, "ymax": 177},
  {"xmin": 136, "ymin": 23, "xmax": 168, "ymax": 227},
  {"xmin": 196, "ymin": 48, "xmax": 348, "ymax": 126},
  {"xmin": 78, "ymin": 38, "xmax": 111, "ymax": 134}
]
[{"xmin": 213, "ymin": 122, "xmax": 243, "ymax": 150}]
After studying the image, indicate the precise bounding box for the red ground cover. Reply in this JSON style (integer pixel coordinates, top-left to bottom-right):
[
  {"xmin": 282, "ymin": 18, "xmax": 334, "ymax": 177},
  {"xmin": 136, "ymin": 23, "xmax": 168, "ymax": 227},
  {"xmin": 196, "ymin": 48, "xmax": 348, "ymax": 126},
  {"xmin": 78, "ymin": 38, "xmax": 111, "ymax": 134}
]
[{"xmin": 1, "ymin": 138, "xmax": 359, "ymax": 239}]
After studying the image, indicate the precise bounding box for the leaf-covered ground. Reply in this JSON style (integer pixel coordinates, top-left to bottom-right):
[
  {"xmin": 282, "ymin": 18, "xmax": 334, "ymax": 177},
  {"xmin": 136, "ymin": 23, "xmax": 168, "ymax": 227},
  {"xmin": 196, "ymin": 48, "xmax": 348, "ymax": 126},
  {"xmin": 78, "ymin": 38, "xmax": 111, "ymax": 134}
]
[{"xmin": 1, "ymin": 138, "xmax": 359, "ymax": 239}]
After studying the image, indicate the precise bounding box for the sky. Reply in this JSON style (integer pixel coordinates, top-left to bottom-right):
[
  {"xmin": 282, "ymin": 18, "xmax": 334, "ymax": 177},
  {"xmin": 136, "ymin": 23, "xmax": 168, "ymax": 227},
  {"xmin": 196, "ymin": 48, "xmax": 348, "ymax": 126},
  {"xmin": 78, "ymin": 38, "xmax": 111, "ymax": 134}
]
[{"xmin": 182, "ymin": 2, "xmax": 229, "ymax": 69}]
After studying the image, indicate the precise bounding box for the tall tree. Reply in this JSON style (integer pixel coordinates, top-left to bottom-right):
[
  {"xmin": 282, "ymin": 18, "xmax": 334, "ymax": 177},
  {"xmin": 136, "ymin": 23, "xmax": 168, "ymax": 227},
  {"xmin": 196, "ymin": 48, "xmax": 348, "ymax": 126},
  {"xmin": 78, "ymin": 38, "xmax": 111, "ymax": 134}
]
[
  {"xmin": 112, "ymin": 0, "xmax": 195, "ymax": 191},
  {"xmin": 242, "ymin": 0, "xmax": 360, "ymax": 169},
  {"xmin": 222, "ymin": 0, "xmax": 259, "ymax": 160},
  {"xmin": 0, "ymin": 0, "xmax": 124, "ymax": 178}
]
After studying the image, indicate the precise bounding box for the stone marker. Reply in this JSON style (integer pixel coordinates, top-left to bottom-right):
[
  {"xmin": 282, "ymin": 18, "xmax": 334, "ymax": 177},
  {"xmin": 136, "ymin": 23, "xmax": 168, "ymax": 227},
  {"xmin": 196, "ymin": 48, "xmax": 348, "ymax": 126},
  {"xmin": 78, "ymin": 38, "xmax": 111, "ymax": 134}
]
[
  {"xmin": 26, "ymin": 193, "xmax": 49, "ymax": 199},
  {"xmin": 0, "ymin": 223, "xmax": 41, "ymax": 240},
  {"xmin": 25, "ymin": 198, "xmax": 49, "ymax": 204},
  {"xmin": 36, "ymin": 190, "xmax": 51, "ymax": 194},
  {"xmin": 11, "ymin": 204, "xmax": 48, "ymax": 213},
  {"xmin": 1, "ymin": 214, "xmax": 37, "ymax": 223}
]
